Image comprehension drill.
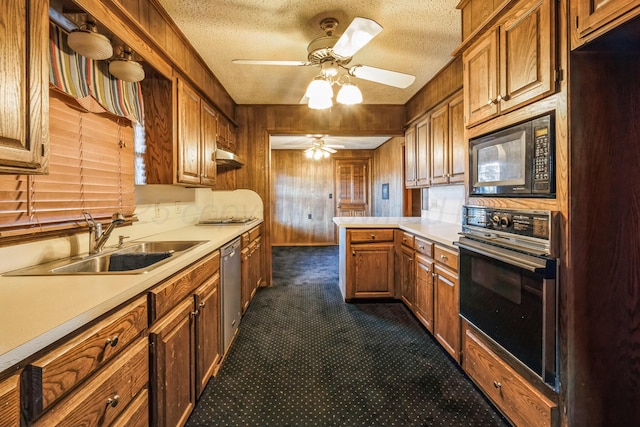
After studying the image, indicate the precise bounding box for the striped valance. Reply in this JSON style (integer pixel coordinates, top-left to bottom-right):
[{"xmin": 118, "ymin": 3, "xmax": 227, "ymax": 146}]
[{"xmin": 49, "ymin": 23, "xmax": 144, "ymax": 125}]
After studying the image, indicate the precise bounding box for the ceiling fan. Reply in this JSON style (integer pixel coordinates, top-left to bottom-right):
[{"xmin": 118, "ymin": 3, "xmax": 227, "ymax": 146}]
[
  {"xmin": 232, "ymin": 17, "xmax": 416, "ymax": 106},
  {"xmin": 304, "ymin": 137, "xmax": 341, "ymax": 159}
]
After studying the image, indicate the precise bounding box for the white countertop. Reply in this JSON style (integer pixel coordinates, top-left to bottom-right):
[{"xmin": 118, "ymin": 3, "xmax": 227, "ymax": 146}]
[
  {"xmin": 333, "ymin": 217, "xmax": 461, "ymax": 248},
  {"xmin": 0, "ymin": 220, "xmax": 262, "ymax": 374}
]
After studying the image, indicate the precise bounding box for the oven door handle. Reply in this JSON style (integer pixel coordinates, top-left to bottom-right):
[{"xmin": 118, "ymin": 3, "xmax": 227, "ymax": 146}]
[{"xmin": 456, "ymin": 237, "xmax": 553, "ymax": 274}]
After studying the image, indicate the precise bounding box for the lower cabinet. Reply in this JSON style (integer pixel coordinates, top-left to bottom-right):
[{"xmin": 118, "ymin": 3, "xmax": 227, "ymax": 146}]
[
  {"xmin": 414, "ymin": 254, "xmax": 434, "ymax": 333},
  {"xmin": 346, "ymin": 229, "xmax": 395, "ymax": 299},
  {"xmin": 195, "ymin": 274, "xmax": 221, "ymax": 397},
  {"xmin": 399, "ymin": 231, "xmax": 415, "ymax": 309},
  {"xmin": 241, "ymin": 226, "xmax": 263, "ymax": 313},
  {"xmin": 433, "ymin": 245, "xmax": 460, "ymax": 362},
  {"xmin": 0, "ymin": 371, "xmax": 20, "ymax": 427},
  {"xmin": 462, "ymin": 321, "xmax": 559, "ymax": 427}
]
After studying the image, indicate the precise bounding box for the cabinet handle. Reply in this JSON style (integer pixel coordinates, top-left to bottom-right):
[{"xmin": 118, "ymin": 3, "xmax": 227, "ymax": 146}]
[
  {"xmin": 441, "ymin": 255, "xmax": 448, "ymax": 262},
  {"xmin": 352, "ymin": 251, "xmax": 356, "ymax": 256},
  {"xmin": 105, "ymin": 336, "xmax": 119, "ymax": 348},
  {"xmin": 493, "ymin": 381, "xmax": 502, "ymax": 389},
  {"xmin": 198, "ymin": 302, "xmax": 206, "ymax": 308},
  {"xmin": 191, "ymin": 310, "xmax": 200, "ymax": 317},
  {"xmin": 106, "ymin": 394, "xmax": 120, "ymax": 408},
  {"xmin": 370, "ymin": 234, "xmax": 376, "ymax": 239},
  {"xmin": 418, "ymin": 245, "xmax": 424, "ymax": 250}
]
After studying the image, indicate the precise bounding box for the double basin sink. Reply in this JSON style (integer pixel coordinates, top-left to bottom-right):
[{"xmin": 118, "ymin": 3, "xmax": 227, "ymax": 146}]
[{"xmin": 4, "ymin": 240, "xmax": 207, "ymax": 276}]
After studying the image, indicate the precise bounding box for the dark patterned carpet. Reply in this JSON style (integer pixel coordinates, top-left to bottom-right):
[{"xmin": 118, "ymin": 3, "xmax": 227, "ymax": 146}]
[{"xmin": 186, "ymin": 246, "xmax": 509, "ymax": 426}]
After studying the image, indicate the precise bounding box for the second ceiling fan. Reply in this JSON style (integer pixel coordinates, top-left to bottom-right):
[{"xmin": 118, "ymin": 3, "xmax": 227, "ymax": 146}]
[{"xmin": 232, "ymin": 16, "xmax": 416, "ymax": 107}]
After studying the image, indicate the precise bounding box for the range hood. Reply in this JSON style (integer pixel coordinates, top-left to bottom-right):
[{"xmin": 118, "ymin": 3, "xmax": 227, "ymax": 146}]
[{"xmin": 216, "ymin": 149, "xmax": 244, "ymax": 168}]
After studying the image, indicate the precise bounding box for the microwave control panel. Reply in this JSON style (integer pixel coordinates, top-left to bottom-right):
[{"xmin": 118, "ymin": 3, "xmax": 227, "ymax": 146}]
[{"xmin": 532, "ymin": 122, "xmax": 554, "ymax": 193}]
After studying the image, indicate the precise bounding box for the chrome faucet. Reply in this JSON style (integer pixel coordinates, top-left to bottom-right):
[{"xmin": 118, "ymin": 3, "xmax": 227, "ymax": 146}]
[{"xmin": 83, "ymin": 212, "xmax": 126, "ymax": 254}]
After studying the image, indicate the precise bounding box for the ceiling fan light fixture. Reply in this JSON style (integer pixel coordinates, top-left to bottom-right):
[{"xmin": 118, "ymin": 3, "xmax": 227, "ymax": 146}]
[
  {"xmin": 67, "ymin": 22, "xmax": 113, "ymax": 60},
  {"xmin": 305, "ymin": 77, "xmax": 333, "ymax": 99},
  {"xmin": 109, "ymin": 50, "xmax": 145, "ymax": 82},
  {"xmin": 308, "ymin": 95, "xmax": 333, "ymax": 110},
  {"xmin": 337, "ymin": 83, "xmax": 363, "ymax": 105}
]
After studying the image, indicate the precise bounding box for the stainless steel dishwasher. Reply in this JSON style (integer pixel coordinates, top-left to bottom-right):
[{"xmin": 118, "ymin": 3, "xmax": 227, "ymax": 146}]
[{"xmin": 220, "ymin": 238, "xmax": 242, "ymax": 354}]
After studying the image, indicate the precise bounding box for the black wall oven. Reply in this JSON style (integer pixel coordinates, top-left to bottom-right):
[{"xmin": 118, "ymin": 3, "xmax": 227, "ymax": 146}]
[{"xmin": 457, "ymin": 206, "xmax": 558, "ymax": 388}]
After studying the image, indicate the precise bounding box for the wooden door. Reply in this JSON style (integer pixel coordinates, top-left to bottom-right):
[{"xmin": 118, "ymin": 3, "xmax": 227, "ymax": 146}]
[
  {"xmin": 576, "ymin": 0, "xmax": 638, "ymax": 38},
  {"xmin": 404, "ymin": 126, "xmax": 417, "ymax": 187},
  {"xmin": 430, "ymin": 103, "xmax": 449, "ymax": 185},
  {"xmin": 400, "ymin": 246, "xmax": 415, "ymax": 309},
  {"xmin": 335, "ymin": 158, "xmax": 370, "ymax": 217},
  {"xmin": 177, "ymin": 79, "xmax": 201, "ymax": 185},
  {"xmin": 434, "ymin": 264, "xmax": 460, "ymax": 362},
  {"xmin": 195, "ymin": 274, "xmax": 221, "ymax": 398},
  {"xmin": 499, "ymin": 0, "xmax": 555, "ymax": 113},
  {"xmin": 448, "ymin": 93, "xmax": 465, "ymax": 184},
  {"xmin": 350, "ymin": 243, "xmax": 395, "ymax": 298},
  {"xmin": 0, "ymin": 0, "xmax": 48, "ymax": 174},
  {"xmin": 414, "ymin": 255, "xmax": 434, "ymax": 333},
  {"xmin": 416, "ymin": 117, "xmax": 430, "ymax": 186},
  {"xmin": 463, "ymin": 29, "xmax": 499, "ymax": 127},
  {"xmin": 200, "ymin": 101, "xmax": 217, "ymax": 186},
  {"xmin": 150, "ymin": 298, "xmax": 196, "ymax": 427}
]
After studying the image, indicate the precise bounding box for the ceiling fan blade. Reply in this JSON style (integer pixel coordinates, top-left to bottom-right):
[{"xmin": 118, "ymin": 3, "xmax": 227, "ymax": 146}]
[
  {"xmin": 349, "ymin": 65, "xmax": 415, "ymax": 89},
  {"xmin": 333, "ymin": 17, "xmax": 383, "ymax": 58},
  {"xmin": 322, "ymin": 146, "xmax": 337, "ymax": 154},
  {"xmin": 232, "ymin": 59, "xmax": 309, "ymax": 66}
]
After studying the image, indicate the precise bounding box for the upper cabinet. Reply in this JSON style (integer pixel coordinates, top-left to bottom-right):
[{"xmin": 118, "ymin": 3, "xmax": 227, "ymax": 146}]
[
  {"xmin": 572, "ymin": 0, "xmax": 640, "ymax": 47},
  {"xmin": 463, "ymin": 0, "xmax": 556, "ymax": 127},
  {"xmin": 405, "ymin": 90, "xmax": 464, "ymax": 188},
  {"xmin": 216, "ymin": 116, "xmax": 237, "ymax": 153},
  {"xmin": 0, "ymin": 0, "xmax": 48, "ymax": 174}
]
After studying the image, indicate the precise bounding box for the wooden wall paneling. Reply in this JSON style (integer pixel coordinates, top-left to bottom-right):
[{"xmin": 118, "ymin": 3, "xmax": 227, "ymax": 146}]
[
  {"xmin": 147, "ymin": 2, "xmax": 167, "ymax": 47},
  {"xmin": 372, "ymin": 137, "xmax": 404, "ymax": 217},
  {"xmin": 568, "ymin": 50, "xmax": 640, "ymax": 427},
  {"xmin": 271, "ymin": 150, "xmax": 335, "ymax": 245},
  {"xmin": 137, "ymin": 0, "xmax": 150, "ymax": 32},
  {"xmin": 406, "ymin": 57, "xmax": 463, "ymax": 124}
]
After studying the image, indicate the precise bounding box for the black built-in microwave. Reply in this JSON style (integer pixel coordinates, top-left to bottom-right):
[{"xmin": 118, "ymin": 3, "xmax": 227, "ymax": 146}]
[{"xmin": 469, "ymin": 114, "xmax": 555, "ymax": 197}]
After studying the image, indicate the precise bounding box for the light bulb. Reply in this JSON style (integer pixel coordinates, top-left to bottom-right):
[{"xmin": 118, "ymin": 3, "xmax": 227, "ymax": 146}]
[
  {"xmin": 305, "ymin": 78, "xmax": 333, "ymax": 99},
  {"xmin": 308, "ymin": 95, "xmax": 333, "ymax": 110},
  {"xmin": 337, "ymin": 83, "xmax": 363, "ymax": 105}
]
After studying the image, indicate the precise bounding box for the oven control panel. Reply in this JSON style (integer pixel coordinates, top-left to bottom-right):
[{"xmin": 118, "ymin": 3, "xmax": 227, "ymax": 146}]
[{"xmin": 463, "ymin": 206, "xmax": 552, "ymax": 240}]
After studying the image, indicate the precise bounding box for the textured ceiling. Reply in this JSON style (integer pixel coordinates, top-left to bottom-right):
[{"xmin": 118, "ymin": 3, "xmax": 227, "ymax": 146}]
[{"xmin": 156, "ymin": 0, "xmax": 461, "ymax": 106}]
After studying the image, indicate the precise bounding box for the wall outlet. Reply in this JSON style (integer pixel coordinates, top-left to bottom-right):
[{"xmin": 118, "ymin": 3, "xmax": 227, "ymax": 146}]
[
  {"xmin": 175, "ymin": 202, "xmax": 182, "ymax": 214},
  {"xmin": 154, "ymin": 203, "xmax": 161, "ymax": 219}
]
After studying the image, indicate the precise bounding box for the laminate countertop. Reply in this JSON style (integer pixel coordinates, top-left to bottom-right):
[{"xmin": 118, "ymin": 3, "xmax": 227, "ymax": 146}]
[
  {"xmin": 0, "ymin": 220, "xmax": 262, "ymax": 374},
  {"xmin": 333, "ymin": 217, "xmax": 461, "ymax": 248}
]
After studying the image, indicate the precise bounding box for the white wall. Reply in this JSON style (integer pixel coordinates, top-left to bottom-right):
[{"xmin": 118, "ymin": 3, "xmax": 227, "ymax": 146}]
[{"xmin": 421, "ymin": 184, "xmax": 465, "ymax": 224}]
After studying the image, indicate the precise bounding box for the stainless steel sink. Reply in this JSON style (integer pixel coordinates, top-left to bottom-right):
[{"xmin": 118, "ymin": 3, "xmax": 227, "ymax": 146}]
[{"xmin": 4, "ymin": 240, "xmax": 207, "ymax": 276}]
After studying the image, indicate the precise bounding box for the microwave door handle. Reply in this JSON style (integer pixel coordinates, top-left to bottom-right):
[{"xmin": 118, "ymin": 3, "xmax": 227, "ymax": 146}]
[{"xmin": 457, "ymin": 239, "xmax": 550, "ymax": 273}]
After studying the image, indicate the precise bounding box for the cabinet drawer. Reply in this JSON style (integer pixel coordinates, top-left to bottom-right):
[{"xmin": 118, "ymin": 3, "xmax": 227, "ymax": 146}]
[
  {"xmin": 349, "ymin": 229, "xmax": 395, "ymax": 243},
  {"xmin": 241, "ymin": 232, "xmax": 250, "ymax": 248},
  {"xmin": 249, "ymin": 225, "xmax": 261, "ymax": 242},
  {"xmin": 149, "ymin": 251, "xmax": 219, "ymax": 322},
  {"xmin": 400, "ymin": 231, "xmax": 415, "ymax": 248},
  {"xmin": 112, "ymin": 388, "xmax": 149, "ymax": 427},
  {"xmin": 33, "ymin": 338, "xmax": 149, "ymax": 427},
  {"xmin": 23, "ymin": 295, "xmax": 147, "ymax": 419},
  {"xmin": 463, "ymin": 328, "xmax": 558, "ymax": 427},
  {"xmin": 414, "ymin": 236, "xmax": 434, "ymax": 257},
  {"xmin": 434, "ymin": 244, "xmax": 458, "ymax": 271}
]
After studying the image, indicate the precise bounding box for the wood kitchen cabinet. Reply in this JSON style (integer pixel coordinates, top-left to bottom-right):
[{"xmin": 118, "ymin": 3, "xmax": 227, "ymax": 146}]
[
  {"xmin": 177, "ymin": 79, "xmax": 217, "ymax": 186},
  {"xmin": 399, "ymin": 231, "xmax": 415, "ymax": 309},
  {"xmin": 463, "ymin": 0, "xmax": 556, "ymax": 127},
  {"xmin": 414, "ymin": 253, "xmax": 435, "ymax": 333},
  {"xmin": 22, "ymin": 296, "xmax": 148, "ymax": 423},
  {"xmin": 0, "ymin": 0, "xmax": 48, "ymax": 174},
  {"xmin": 404, "ymin": 126, "xmax": 417, "ymax": 187},
  {"xmin": 433, "ymin": 245, "xmax": 460, "ymax": 362},
  {"xmin": 241, "ymin": 226, "xmax": 263, "ymax": 313},
  {"xmin": 0, "ymin": 371, "xmax": 20, "ymax": 427},
  {"xmin": 148, "ymin": 251, "xmax": 220, "ymax": 427},
  {"xmin": 345, "ymin": 229, "xmax": 395, "ymax": 300},
  {"xmin": 216, "ymin": 115, "xmax": 237, "ymax": 153},
  {"xmin": 404, "ymin": 115, "xmax": 429, "ymax": 188},
  {"xmin": 572, "ymin": 0, "xmax": 640, "ymax": 46}
]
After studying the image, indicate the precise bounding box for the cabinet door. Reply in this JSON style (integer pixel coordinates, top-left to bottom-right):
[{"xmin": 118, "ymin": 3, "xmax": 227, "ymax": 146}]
[
  {"xmin": 414, "ymin": 255, "xmax": 434, "ymax": 333},
  {"xmin": 463, "ymin": 29, "xmax": 499, "ymax": 127},
  {"xmin": 430, "ymin": 103, "xmax": 449, "ymax": 185},
  {"xmin": 150, "ymin": 298, "xmax": 196, "ymax": 427},
  {"xmin": 241, "ymin": 246, "xmax": 251, "ymax": 313},
  {"xmin": 434, "ymin": 264, "xmax": 460, "ymax": 362},
  {"xmin": 177, "ymin": 80, "xmax": 201, "ymax": 185},
  {"xmin": 416, "ymin": 117, "xmax": 430, "ymax": 186},
  {"xmin": 0, "ymin": 0, "xmax": 48, "ymax": 174},
  {"xmin": 499, "ymin": 0, "xmax": 555, "ymax": 113},
  {"xmin": 0, "ymin": 372, "xmax": 20, "ymax": 427},
  {"xmin": 195, "ymin": 273, "xmax": 221, "ymax": 397},
  {"xmin": 252, "ymin": 236, "xmax": 263, "ymax": 292},
  {"xmin": 404, "ymin": 126, "xmax": 417, "ymax": 187},
  {"xmin": 400, "ymin": 246, "xmax": 415, "ymax": 309},
  {"xmin": 350, "ymin": 243, "xmax": 395, "ymax": 298},
  {"xmin": 200, "ymin": 101, "xmax": 217, "ymax": 186},
  {"xmin": 576, "ymin": 0, "xmax": 639, "ymax": 39},
  {"xmin": 448, "ymin": 93, "xmax": 465, "ymax": 184}
]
